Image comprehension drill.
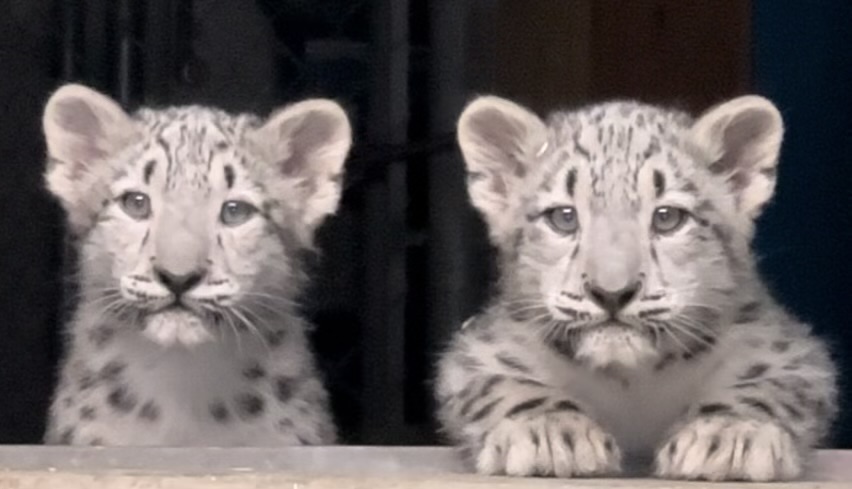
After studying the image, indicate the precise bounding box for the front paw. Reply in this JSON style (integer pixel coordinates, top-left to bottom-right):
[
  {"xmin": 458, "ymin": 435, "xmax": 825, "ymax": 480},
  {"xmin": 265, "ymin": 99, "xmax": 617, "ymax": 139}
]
[
  {"xmin": 475, "ymin": 412, "xmax": 621, "ymax": 477},
  {"xmin": 654, "ymin": 415, "xmax": 801, "ymax": 481}
]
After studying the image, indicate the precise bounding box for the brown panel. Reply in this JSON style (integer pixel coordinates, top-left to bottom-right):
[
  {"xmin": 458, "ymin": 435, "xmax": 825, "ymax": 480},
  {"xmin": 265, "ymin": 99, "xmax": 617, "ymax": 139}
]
[
  {"xmin": 491, "ymin": 0, "xmax": 594, "ymax": 113},
  {"xmin": 479, "ymin": 0, "xmax": 751, "ymax": 113},
  {"xmin": 590, "ymin": 0, "xmax": 751, "ymax": 112}
]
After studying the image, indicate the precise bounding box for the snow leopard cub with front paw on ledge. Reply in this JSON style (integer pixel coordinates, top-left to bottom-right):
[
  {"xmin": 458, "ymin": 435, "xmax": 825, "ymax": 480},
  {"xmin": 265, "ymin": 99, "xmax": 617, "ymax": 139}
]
[
  {"xmin": 435, "ymin": 95, "xmax": 837, "ymax": 481},
  {"xmin": 43, "ymin": 84, "xmax": 351, "ymax": 446}
]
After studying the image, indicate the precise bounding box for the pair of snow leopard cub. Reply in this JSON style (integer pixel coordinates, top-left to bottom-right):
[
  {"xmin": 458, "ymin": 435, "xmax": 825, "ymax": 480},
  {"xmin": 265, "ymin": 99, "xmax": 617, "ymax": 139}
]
[{"xmin": 42, "ymin": 83, "xmax": 836, "ymax": 481}]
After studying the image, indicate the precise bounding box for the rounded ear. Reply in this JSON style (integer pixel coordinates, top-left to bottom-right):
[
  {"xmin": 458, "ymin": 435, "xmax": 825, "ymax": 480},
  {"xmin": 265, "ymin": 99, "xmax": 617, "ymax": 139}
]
[
  {"xmin": 457, "ymin": 96, "xmax": 547, "ymax": 246},
  {"xmin": 43, "ymin": 84, "xmax": 138, "ymax": 234},
  {"xmin": 247, "ymin": 99, "xmax": 352, "ymax": 233},
  {"xmin": 689, "ymin": 95, "xmax": 784, "ymax": 219}
]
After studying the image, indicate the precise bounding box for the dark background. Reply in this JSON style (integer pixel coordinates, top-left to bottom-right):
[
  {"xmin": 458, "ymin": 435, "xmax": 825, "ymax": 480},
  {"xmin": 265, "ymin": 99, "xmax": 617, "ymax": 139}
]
[{"xmin": 0, "ymin": 0, "xmax": 849, "ymax": 446}]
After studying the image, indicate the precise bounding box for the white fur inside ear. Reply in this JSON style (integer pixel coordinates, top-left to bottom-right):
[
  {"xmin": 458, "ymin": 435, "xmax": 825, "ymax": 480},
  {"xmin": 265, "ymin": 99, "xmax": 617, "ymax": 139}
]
[
  {"xmin": 43, "ymin": 84, "xmax": 136, "ymax": 164},
  {"xmin": 43, "ymin": 84, "xmax": 137, "ymax": 234},
  {"xmin": 457, "ymin": 96, "xmax": 548, "ymax": 247},
  {"xmin": 689, "ymin": 95, "xmax": 784, "ymax": 219},
  {"xmin": 249, "ymin": 99, "xmax": 352, "ymax": 234}
]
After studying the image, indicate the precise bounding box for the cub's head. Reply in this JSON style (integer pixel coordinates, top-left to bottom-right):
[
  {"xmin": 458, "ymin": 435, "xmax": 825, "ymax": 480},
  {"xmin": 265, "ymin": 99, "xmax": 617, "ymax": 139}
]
[
  {"xmin": 458, "ymin": 95, "xmax": 783, "ymax": 369},
  {"xmin": 44, "ymin": 84, "xmax": 351, "ymax": 346}
]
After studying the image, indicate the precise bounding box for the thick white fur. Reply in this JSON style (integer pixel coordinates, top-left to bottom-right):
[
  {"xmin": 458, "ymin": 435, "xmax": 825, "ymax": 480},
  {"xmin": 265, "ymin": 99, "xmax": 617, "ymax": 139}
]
[
  {"xmin": 688, "ymin": 95, "xmax": 784, "ymax": 223},
  {"xmin": 437, "ymin": 95, "xmax": 836, "ymax": 481},
  {"xmin": 43, "ymin": 84, "xmax": 349, "ymax": 446},
  {"xmin": 44, "ymin": 85, "xmax": 139, "ymax": 234},
  {"xmin": 248, "ymin": 98, "xmax": 352, "ymax": 244},
  {"xmin": 457, "ymin": 96, "xmax": 548, "ymax": 245}
]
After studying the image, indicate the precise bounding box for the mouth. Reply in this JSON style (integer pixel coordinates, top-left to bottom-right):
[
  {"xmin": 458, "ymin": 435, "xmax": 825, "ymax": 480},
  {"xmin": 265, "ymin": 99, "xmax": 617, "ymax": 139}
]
[
  {"xmin": 151, "ymin": 303, "xmax": 192, "ymax": 314},
  {"xmin": 594, "ymin": 319, "xmax": 630, "ymax": 328},
  {"xmin": 148, "ymin": 301, "xmax": 231, "ymax": 328},
  {"xmin": 579, "ymin": 319, "xmax": 657, "ymax": 344},
  {"xmin": 573, "ymin": 321, "xmax": 660, "ymax": 370},
  {"xmin": 149, "ymin": 303, "xmax": 196, "ymax": 319},
  {"xmin": 150, "ymin": 301, "xmax": 200, "ymax": 317},
  {"xmin": 581, "ymin": 317, "xmax": 634, "ymax": 331},
  {"xmin": 142, "ymin": 303, "xmax": 213, "ymax": 347}
]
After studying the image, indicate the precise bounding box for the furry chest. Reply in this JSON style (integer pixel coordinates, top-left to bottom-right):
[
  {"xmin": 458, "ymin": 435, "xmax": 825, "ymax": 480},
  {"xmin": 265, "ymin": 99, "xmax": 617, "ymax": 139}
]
[{"xmin": 561, "ymin": 357, "xmax": 717, "ymax": 455}]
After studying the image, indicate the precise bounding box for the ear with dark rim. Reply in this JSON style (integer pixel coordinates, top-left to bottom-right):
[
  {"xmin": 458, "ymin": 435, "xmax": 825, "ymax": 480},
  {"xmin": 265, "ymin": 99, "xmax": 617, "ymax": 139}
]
[
  {"xmin": 457, "ymin": 96, "xmax": 547, "ymax": 246},
  {"xmin": 43, "ymin": 84, "xmax": 138, "ymax": 235},
  {"xmin": 248, "ymin": 99, "xmax": 352, "ymax": 234},
  {"xmin": 689, "ymin": 95, "xmax": 784, "ymax": 219}
]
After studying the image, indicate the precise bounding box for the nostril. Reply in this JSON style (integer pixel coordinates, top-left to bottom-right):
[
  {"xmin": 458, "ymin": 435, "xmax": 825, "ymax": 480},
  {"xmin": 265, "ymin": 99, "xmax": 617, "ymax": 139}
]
[
  {"xmin": 183, "ymin": 271, "xmax": 204, "ymax": 290},
  {"xmin": 618, "ymin": 283, "xmax": 641, "ymax": 307},
  {"xmin": 588, "ymin": 287, "xmax": 606, "ymax": 306},
  {"xmin": 154, "ymin": 267, "xmax": 206, "ymax": 296}
]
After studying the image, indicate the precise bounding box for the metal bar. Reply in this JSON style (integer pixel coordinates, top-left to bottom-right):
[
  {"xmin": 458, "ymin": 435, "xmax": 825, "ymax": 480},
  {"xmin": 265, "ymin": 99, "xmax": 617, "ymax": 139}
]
[
  {"xmin": 80, "ymin": 0, "xmax": 110, "ymax": 90},
  {"xmin": 142, "ymin": 0, "xmax": 180, "ymax": 104},
  {"xmin": 361, "ymin": 0, "xmax": 409, "ymax": 443},
  {"xmin": 426, "ymin": 0, "xmax": 472, "ymax": 366},
  {"xmin": 115, "ymin": 0, "xmax": 135, "ymax": 105},
  {"xmin": 59, "ymin": 0, "xmax": 81, "ymax": 79}
]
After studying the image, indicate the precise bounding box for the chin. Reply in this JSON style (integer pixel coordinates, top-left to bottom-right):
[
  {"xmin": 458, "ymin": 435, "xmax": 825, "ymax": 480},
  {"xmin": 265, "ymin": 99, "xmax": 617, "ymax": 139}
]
[
  {"xmin": 142, "ymin": 307, "xmax": 214, "ymax": 348},
  {"xmin": 573, "ymin": 324, "xmax": 659, "ymax": 371}
]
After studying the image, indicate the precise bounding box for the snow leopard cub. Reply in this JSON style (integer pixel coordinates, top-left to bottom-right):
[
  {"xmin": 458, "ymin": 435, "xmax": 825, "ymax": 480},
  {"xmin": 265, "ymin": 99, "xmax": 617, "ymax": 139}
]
[
  {"xmin": 435, "ymin": 95, "xmax": 837, "ymax": 481},
  {"xmin": 43, "ymin": 84, "xmax": 351, "ymax": 446}
]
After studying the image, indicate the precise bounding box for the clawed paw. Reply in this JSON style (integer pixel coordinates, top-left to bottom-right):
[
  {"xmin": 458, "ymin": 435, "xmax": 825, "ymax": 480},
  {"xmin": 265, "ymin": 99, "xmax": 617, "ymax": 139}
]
[
  {"xmin": 474, "ymin": 412, "xmax": 621, "ymax": 477},
  {"xmin": 654, "ymin": 415, "xmax": 801, "ymax": 481}
]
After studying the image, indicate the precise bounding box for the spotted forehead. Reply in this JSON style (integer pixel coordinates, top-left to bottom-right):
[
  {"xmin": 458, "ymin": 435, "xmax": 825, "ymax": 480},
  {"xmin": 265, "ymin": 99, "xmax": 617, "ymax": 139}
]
[
  {"xmin": 131, "ymin": 107, "xmax": 255, "ymax": 190},
  {"xmin": 538, "ymin": 102, "xmax": 695, "ymax": 206},
  {"xmin": 137, "ymin": 106, "xmax": 250, "ymax": 148}
]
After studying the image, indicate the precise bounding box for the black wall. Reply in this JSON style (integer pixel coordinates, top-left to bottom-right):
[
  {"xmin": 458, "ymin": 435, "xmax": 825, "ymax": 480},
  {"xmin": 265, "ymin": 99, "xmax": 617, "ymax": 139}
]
[{"xmin": 752, "ymin": 0, "xmax": 852, "ymax": 446}]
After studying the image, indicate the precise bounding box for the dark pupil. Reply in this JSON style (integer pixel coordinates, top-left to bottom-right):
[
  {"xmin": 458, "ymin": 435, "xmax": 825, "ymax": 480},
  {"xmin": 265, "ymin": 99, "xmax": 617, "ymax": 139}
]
[
  {"xmin": 225, "ymin": 202, "xmax": 248, "ymax": 219},
  {"xmin": 130, "ymin": 195, "xmax": 145, "ymax": 208},
  {"xmin": 554, "ymin": 208, "xmax": 575, "ymax": 228}
]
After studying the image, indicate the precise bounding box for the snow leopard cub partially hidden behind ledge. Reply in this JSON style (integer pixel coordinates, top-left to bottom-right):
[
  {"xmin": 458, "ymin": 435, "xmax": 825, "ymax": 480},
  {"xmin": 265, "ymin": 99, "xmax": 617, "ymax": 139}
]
[
  {"xmin": 43, "ymin": 84, "xmax": 351, "ymax": 446},
  {"xmin": 435, "ymin": 95, "xmax": 837, "ymax": 481}
]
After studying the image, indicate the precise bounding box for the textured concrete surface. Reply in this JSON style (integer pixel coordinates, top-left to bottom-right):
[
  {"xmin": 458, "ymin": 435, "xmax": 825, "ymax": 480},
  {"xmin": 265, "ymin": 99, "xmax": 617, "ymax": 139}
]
[
  {"xmin": 0, "ymin": 447, "xmax": 847, "ymax": 488},
  {"xmin": 0, "ymin": 472, "xmax": 849, "ymax": 489}
]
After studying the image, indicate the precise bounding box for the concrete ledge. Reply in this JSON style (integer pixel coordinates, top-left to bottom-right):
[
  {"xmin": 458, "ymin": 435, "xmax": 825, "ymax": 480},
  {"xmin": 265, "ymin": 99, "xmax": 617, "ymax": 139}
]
[
  {"xmin": 0, "ymin": 471, "xmax": 848, "ymax": 489},
  {"xmin": 0, "ymin": 447, "xmax": 847, "ymax": 488}
]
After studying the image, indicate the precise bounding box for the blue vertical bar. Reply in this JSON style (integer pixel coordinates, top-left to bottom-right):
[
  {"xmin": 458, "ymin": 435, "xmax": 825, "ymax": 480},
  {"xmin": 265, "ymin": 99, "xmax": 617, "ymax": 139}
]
[{"xmin": 752, "ymin": 0, "xmax": 852, "ymax": 447}]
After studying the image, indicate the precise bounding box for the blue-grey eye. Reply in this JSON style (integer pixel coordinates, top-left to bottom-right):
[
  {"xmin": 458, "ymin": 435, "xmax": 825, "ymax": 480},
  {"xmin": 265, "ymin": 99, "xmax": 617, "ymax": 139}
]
[
  {"xmin": 545, "ymin": 206, "xmax": 579, "ymax": 235},
  {"xmin": 652, "ymin": 206, "xmax": 688, "ymax": 234},
  {"xmin": 220, "ymin": 200, "xmax": 257, "ymax": 226},
  {"xmin": 119, "ymin": 192, "xmax": 151, "ymax": 220}
]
